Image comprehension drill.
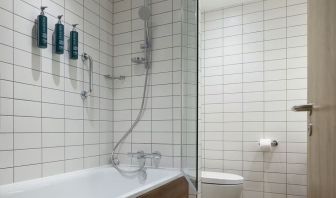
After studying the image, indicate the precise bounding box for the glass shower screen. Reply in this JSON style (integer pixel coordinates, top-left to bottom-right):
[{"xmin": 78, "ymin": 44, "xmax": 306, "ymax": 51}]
[{"xmin": 181, "ymin": 0, "xmax": 198, "ymax": 191}]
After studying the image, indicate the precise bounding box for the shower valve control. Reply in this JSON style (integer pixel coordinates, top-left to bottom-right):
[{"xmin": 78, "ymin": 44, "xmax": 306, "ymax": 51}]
[{"xmin": 128, "ymin": 151, "xmax": 161, "ymax": 168}]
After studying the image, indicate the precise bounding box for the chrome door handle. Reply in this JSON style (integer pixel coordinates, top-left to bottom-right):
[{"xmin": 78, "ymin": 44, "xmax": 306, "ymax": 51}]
[
  {"xmin": 308, "ymin": 123, "xmax": 313, "ymax": 136},
  {"xmin": 292, "ymin": 104, "xmax": 313, "ymax": 115},
  {"xmin": 292, "ymin": 104, "xmax": 314, "ymax": 136}
]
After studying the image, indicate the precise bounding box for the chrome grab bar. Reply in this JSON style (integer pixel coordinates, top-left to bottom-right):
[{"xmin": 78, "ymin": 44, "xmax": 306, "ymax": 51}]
[{"xmin": 81, "ymin": 52, "xmax": 93, "ymax": 100}]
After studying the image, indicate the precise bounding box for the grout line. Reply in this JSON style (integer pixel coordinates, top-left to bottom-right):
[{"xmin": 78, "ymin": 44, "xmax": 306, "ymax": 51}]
[
  {"xmin": 285, "ymin": 0, "xmax": 288, "ymax": 195},
  {"xmin": 202, "ymin": 24, "xmax": 307, "ymax": 42},
  {"xmin": 0, "ymin": 43, "xmax": 112, "ymax": 75},
  {"xmin": 111, "ymin": 0, "xmax": 115, "ymax": 159},
  {"xmin": 12, "ymin": 0, "xmax": 15, "ymax": 183},
  {"xmin": 171, "ymin": 0, "xmax": 174, "ymax": 168},
  {"xmin": 98, "ymin": 0, "xmax": 101, "ymax": 167},
  {"xmin": 63, "ymin": 12, "xmax": 66, "ymax": 174},
  {"xmin": 262, "ymin": 1, "xmax": 265, "ymax": 196},
  {"xmin": 241, "ymin": 1, "xmax": 244, "ymax": 184},
  {"xmin": 82, "ymin": 0, "xmax": 85, "ymax": 170},
  {"xmin": 149, "ymin": 0, "xmax": 154, "ymax": 168},
  {"xmin": 222, "ymin": 6, "xmax": 225, "ymax": 172},
  {"xmin": 130, "ymin": 0, "xmax": 133, "ymax": 166},
  {"xmin": 40, "ymin": 0, "xmax": 43, "ymax": 177}
]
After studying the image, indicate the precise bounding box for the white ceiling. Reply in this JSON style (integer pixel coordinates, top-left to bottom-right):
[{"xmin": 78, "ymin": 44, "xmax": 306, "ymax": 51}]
[{"xmin": 200, "ymin": 0, "xmax": 258, "ymax": 12}]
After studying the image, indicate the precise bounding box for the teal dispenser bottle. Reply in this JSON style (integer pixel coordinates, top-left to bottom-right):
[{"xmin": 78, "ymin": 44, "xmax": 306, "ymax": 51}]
[
  {"xmin": 37, "ymin": 6, "xmax": 48, "ymax": 48},
  {"xmin": 54, "ymin": 15, "xmax": 64, "ymax": 54},
  {"xmin": 69, "ymin": 24, "xmax": 79, "ymax": 60}
]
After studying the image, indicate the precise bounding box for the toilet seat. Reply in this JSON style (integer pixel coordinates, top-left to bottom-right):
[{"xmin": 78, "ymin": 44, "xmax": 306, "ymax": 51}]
[{"xmin": 201, "ymin": 171, "xmax": 244, "ymax": 185}]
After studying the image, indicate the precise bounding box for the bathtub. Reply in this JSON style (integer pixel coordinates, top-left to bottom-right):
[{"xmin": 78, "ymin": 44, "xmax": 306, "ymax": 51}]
[{"xmin": 0, "ymin": 166, "xmax": 183, "ymax": 198}]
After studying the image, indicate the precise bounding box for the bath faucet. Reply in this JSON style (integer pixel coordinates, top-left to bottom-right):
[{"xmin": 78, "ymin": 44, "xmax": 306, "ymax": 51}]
[
  {"xmin": 128, "ymin": 151, "xmax": 161, "ymax": 168},
  {"xmin": 128, "ymin": 150, "xmax": 161, "ymax": 159}
]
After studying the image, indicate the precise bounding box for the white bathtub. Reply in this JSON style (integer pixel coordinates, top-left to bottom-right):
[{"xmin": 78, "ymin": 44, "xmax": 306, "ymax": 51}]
[{"xmin": 0, "ymin": 166, "xmax": 183, "ymax": 198}]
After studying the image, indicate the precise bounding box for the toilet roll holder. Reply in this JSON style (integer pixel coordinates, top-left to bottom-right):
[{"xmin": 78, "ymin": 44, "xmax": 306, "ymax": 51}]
[{"xmin": 257, "ymin": 140, "xmax": 278, "ymax": 147}]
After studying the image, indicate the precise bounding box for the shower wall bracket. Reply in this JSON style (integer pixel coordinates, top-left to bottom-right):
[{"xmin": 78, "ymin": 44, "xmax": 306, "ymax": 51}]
[
  {"xmin": 104, "ymin": 75, "xmax": 126, "ymax": 80},
  {"xmin": 131, "ymin": 57, "xmax": 146, "ymax": 64}
]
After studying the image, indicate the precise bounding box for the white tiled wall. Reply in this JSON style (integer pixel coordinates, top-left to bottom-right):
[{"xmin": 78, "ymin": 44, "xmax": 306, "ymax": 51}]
[
  {"xmin": 0, "ymin": 0, "xmax": 113, "ymax": 184},
  {"xmin": 199, "ymin": 0, "xmax": 308, "ymax": 197},
  {"xmin": 112, "ymin": 0, "xmax": 183, "ymax": 168}
]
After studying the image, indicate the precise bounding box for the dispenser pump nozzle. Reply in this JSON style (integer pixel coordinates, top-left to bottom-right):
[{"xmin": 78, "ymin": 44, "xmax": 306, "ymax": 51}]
[
  {"xmin": 72, "ymin": 24, "xmax": 79, "ymax": 31},
  {"xmin": 40, "ymin": 6, "xmax": 47, "ymax": 15},
  {"xmin": 57, "ymin": 15, "xmax": 63, "ymax": 24}
]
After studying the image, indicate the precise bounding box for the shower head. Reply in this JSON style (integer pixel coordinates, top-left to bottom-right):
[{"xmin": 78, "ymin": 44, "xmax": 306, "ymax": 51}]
[{"xmin": 138, "ymin": 6, "xmax": 151, "ymax": 21}]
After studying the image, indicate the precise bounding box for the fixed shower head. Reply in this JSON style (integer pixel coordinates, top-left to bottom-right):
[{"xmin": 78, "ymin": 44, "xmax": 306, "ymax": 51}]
[{"xmin": 138, "ymin": 6, "xmax": 151, "ymax": 21}]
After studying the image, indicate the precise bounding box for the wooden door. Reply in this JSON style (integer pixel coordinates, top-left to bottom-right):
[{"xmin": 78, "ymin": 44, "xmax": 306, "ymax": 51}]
[{"xmin": 308, "ymin": 0, "xmax": 336, "ymax": 197}]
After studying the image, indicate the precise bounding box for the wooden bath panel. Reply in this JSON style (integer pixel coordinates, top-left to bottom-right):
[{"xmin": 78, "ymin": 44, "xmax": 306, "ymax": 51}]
[{"xmin": 138, "ymin": 176, "xmax": 188, "ymax": 198}]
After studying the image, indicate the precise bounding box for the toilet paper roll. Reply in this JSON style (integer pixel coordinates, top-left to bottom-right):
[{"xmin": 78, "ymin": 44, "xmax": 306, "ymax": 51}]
[{"xmin": 259, "ymin": 139, "xmax": 272, "ymax": 151}]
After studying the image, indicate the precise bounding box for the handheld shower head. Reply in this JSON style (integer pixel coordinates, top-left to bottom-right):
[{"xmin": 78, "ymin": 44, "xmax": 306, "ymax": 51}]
[
  {"xmin": 137, "ymin": 4, "xmax": 152, "ymax": 69},
  {"xmin": 138, "ymin": 6, "xmax": 151, "ymax": 21}
]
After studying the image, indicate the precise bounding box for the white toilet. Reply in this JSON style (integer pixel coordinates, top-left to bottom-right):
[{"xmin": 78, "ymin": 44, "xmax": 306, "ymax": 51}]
[{"xmin": 201, "ymin": 171, "xmax": 244, "ymax": 198}]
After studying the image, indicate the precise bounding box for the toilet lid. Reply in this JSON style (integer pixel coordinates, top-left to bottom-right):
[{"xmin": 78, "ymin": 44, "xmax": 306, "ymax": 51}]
[{"xmin": 201, "ymin": 171, "xmax": 244, "ymax": 185}]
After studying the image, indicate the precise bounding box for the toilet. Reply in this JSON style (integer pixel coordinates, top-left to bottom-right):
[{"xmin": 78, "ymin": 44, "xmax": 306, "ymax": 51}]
[{"xmin": 201, "ymin": 171, "xmax": 244, "ymax": 198}]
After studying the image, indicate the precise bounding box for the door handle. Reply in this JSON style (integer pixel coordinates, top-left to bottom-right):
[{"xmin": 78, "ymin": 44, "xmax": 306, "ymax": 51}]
[
  {"xmin": 291, "ymin": 104, "xmax": 313, "ymax": 115},
  {"xmin": 292, "ymin": 104, "xmax": 314, "ymax": 136},
  {"xmin": 308, "ymin": 123, "xmax": 313, "ymax": 136}
]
